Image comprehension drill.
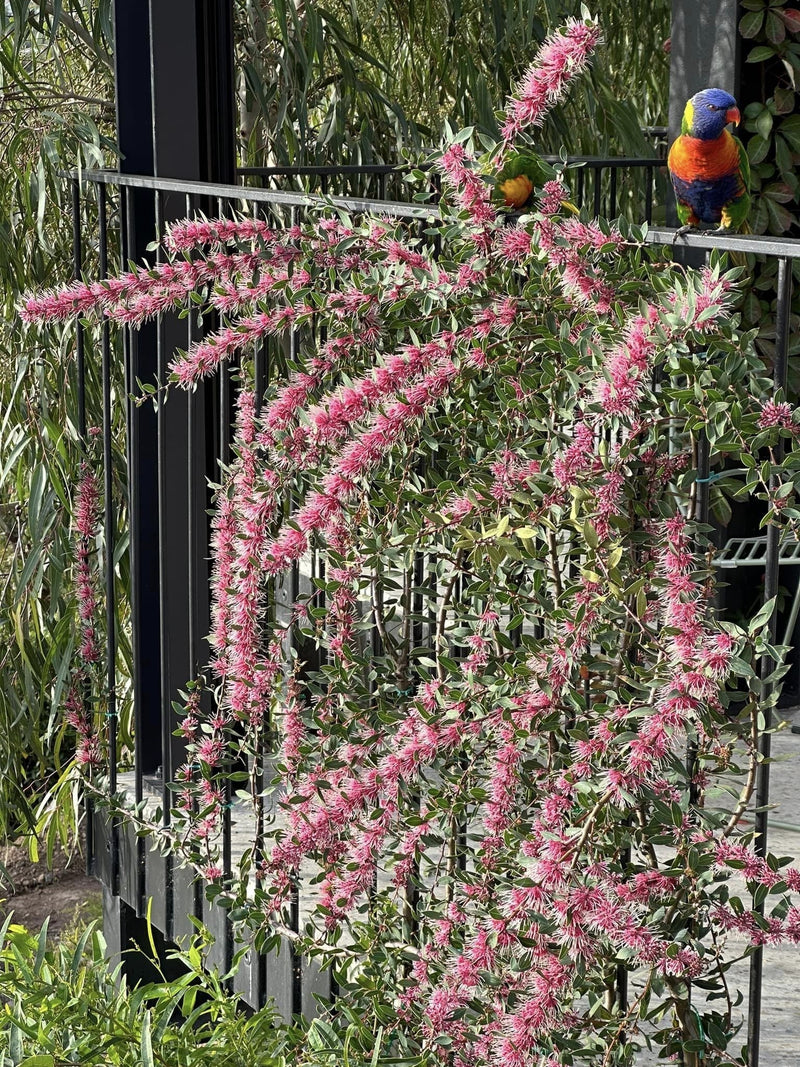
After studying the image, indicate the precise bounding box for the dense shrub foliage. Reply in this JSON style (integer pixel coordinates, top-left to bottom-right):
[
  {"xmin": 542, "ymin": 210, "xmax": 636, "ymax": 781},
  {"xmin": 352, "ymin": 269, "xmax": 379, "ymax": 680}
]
[
  {"xmin": 0, "ymin": 918, "xmax": 286, "ymax": 1066},
  {"xmin": 24, "ymin": 16, "xmax": 800, "ymax": 1067}
]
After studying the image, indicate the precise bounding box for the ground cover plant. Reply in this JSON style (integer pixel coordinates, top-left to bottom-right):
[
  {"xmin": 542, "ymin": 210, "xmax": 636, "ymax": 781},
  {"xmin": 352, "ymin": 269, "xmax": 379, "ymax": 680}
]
[
  {"xmin": 0, "ymin": 916, "xmax": 288, "ymax": 1066},
  {"xmin": 22, "ymin": 12, "xmax": 800, "ymax": 1067}
]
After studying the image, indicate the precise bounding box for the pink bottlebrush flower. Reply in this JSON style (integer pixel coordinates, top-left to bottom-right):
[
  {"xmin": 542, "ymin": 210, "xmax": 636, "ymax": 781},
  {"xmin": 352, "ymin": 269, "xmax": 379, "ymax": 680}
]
[
  {"xmin": 538, "ymin": 179, "xmax": 570, "ymax": 217},
  {"xmin": 758, "ymin": 399, "xmax": 795, "ymax": 429},
  {"xmin": 196, "ymin": 738, "xmax": 224, "ymax": 767},
  {"xmin": 164, "ymin": 216, "xmax": 279, "ymax": 252},
  {"xmin": 179, "ymin": 715, "xmax": 198, "ymax": 739},
  {"xmin": 553, "ymin": 421, "xmax": 595, "ymax": 486},
  {"xmin": 560, "ymin": 217, "xmax": 625, "ymax": 250},
  {"xmin": 439, "ymin": 143, "xmax": 496, "ymax": 235},
  {"xmin": 561, "ymin": 252, "xmax": 614, "ymax": 312},
  {"xmin": 593, "ymin": 468, "xmax": 625, "ymax": 541},
  {"xmin": 501, "ymin": 18, "xmax": 602, "ymax": 144},
  {"xmin": 499, "ymin": 226, "xmax": 534, "ymax": 263}
]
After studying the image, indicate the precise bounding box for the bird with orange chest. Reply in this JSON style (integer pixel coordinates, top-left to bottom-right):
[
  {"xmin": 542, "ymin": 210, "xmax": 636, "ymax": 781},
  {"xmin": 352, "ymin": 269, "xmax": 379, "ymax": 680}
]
[{"xmin": 668, "ymin": 87, "xmax": 750, "ymax": 237}]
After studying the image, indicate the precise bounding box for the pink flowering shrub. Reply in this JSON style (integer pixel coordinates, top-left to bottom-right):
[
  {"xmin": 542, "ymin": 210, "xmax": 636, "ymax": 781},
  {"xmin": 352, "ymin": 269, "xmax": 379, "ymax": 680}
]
[{"xmin": 23, "ymin": 15, "xmax": 800, "ymax": 1067}]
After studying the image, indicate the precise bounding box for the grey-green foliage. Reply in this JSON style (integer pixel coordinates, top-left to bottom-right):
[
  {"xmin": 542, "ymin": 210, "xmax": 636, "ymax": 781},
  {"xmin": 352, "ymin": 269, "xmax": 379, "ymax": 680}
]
[{"xmin": 0, "ymin": 916, "xmax": 288, "ymax": 1066}]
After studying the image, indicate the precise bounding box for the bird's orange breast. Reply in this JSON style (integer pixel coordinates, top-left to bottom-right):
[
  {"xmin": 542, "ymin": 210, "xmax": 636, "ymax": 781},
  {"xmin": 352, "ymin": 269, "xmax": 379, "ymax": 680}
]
[{"xmin": 668, "ymin": 131, "xmax": 740, "ymax": 181}]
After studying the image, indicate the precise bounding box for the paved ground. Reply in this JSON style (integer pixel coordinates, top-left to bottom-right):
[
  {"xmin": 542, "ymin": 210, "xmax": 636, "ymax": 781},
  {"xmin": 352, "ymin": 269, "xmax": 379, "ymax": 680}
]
[{"xmin": 720, "ymin": 708, "xmax": 800, "ymax": 1065}]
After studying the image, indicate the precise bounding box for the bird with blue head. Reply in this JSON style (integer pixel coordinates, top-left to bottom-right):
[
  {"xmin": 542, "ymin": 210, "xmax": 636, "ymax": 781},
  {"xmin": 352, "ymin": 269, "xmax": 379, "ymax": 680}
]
[{"xmin": 668, "ymin": 87, "xmax": 750, "ymax": 236}]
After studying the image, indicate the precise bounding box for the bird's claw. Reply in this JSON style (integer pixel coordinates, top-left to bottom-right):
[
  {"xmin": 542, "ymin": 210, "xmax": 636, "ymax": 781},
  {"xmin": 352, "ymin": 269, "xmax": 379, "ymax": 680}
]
[{"xmin": 673, "ymin": 224, "xmax": 693, "ymax": 239}]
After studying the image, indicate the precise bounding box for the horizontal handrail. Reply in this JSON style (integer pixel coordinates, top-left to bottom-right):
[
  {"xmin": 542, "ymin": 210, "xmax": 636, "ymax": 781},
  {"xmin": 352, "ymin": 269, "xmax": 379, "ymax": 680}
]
[
  {"xmin": 74, "ymin": 170, "xmax": 800, "ymax": 260},
  {"xmin": 74, "ymin": 169, "xmax": 436, "ymax": 219},
  {"xmin": 646, "ymin": 226, "xmax": 800, "ymax": 259}
]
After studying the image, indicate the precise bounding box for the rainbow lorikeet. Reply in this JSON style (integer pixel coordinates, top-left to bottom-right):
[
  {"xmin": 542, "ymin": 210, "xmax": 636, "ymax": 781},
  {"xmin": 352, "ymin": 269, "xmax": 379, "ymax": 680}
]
[
  {"xmin": 494, "ymin": 150, "xmax": 578, "ymax": 213},
  {"xmin": 668, "ymin": 87, "xmax": 750, "ymax": 236}
]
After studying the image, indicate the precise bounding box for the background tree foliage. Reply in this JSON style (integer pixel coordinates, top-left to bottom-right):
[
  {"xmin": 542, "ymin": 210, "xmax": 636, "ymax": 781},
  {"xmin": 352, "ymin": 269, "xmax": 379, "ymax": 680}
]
[{"xmin": 237, "ymin": 0, "xmax": 670, "ymax": 164}]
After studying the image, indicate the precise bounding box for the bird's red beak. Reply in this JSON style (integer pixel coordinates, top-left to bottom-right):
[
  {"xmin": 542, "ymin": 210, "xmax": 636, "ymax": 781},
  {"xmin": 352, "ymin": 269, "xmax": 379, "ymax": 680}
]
[{"xmin": 726, "ymin": 107, "xmax": 741, "ymax": 126}]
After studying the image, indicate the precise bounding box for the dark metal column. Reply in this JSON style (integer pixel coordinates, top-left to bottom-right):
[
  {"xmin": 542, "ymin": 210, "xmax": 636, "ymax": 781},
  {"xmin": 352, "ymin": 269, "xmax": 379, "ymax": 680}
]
[
  {"xmin": 667, "ymin": 0, "xmax": 740, "ymax": 230},
  {"xmin": 112, "ymin": 0, "xmax": 160, "ymax": 927},
  {"xmin": 111, "ymin": 0, "xmax": 236, "ymax": 941}
]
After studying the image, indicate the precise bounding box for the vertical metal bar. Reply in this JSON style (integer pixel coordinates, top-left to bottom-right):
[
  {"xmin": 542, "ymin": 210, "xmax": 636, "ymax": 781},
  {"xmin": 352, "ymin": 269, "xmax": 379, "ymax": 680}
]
[
  {"xmin": 72, "ymin": 177, "xmax": 94, "ymax": 878},
  {"xmin": 72, "ymin": 180, "xmax": 87, "ymax": 443},
  {"xmin": 186, "ymin": 192, "xmax": 197, "ymax": 679},
  {"xmin": 675, "ymin": 426, "xmax": 711, "ymax": 1067},
  {"xmin": 609, "ymin": 167, "xmax": 617, "ymax": 218},
  {"xmin": 747, "ymin": 255, "xmax": 792, "ymax": 1067},
  {"xmin": 184, "ymin": 192, "xmax": 204, "ymax": 927},
  {"xmin": 122, "ymin": 183, "xmax": 146, "ymax": 915},
  {"xmin": 593, "ymin": 165, "xmax": 602, "ymax": 217},
  {"xmin": 155, "ymin": 187, "xmax": 174, "ymax": 939},
  {"xmin": 98, "ymin": 182, "xmax": 119, "ymax": 896},
  {"xmin": 645, "ymin": 165, "xmax": 654, "ymax": 226},
  {"xmin": 576, "ymin": 168, "xmax": 584, "ymax": 210}
]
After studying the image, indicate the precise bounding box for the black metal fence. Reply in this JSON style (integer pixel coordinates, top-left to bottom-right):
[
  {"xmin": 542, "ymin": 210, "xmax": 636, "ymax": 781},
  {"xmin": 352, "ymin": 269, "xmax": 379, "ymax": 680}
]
[
  {"xmin": 70, "ymin": 161, "xmax": 800, "ymax": 1064},
  {"xmin": 240, "ymin": 154, "xmax": 669, "ymax": 223}
]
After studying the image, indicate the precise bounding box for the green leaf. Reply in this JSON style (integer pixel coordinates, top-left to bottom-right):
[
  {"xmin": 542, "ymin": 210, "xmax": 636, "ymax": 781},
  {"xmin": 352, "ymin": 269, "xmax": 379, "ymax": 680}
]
[
  {"xmin": 778, "ymin": 114, "xmax": 800, "ymax": 151},
  {"xmin": 749, "ymin": 595, "xmax": 778, "ymax": 634},
  {"xmin": 739, "ymin": 9, "xmax": 764, "ymax": 37},
  {"xmin": 747, "ymin": 134, "xmax": 771, "ymax": 164},
  {"xmin": 140, "ymin": 1010, "xmax": 154, "ymax": 1067},
  {"xmin": 747, "ymin": 44, "xmax": 777, "ymax": 62},
  {"xmin": 583, "ymin": 519, "xmax": 599, "ymax": 549},
  {"xmin": 756, "ymin": 108, "xmax": 774, "ymax": 139},
  {"xmin": 766, "ymin": 196, "xmax": 796, "ymax": 233},
  {"xmin": 766, "ymin": 10, "xmax": 786, "ymax": 44}
]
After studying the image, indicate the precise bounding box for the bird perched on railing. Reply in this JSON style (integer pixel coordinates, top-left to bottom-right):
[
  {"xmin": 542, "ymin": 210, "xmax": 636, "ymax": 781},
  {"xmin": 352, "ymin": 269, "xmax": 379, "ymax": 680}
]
[{"xmin": 668, "ymin": 87, "xmax": 750, "ymax": 238}]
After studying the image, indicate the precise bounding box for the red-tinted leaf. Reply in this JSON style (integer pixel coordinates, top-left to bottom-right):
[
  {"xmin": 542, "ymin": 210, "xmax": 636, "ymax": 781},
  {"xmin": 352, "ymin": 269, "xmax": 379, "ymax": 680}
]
[
  {"xmin": 766, "ymin": 10, "xmax": 786, "ymax": 43},
  {"xmin": 763, "ymin": 181, "xmax": 794, "ymax": 202},
  {"xmin": 773, "ymin": 86, "xmax": 795, "ymax": 113},
  {"xmin": 739, "ymin": 9, "xmax": 764, "ymax": 36},
  {"xmin": 781, "ymin": 7, "xmax": 800, "ymax": 33}
]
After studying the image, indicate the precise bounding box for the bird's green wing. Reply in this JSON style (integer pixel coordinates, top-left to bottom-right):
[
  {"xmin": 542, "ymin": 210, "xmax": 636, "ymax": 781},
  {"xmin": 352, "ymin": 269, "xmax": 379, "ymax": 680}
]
[
  {"xmin": 722, "ymin": 135, "xmax": 751, "ymax": 233},
  {"xmin": 733, "ymin": 134, "xmax": 750, "ymax": 193},
  {"xmin": 674, "ymin": 198, "xmax": 694, "ymax": 227}
]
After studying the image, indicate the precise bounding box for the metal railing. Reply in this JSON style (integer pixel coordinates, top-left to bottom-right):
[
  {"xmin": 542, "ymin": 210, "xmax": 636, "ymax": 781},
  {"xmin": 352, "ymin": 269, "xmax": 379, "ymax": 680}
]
[
  {"xmin": 240, "ymin": 153, "xmax": 668, "ymax": 223},
  {"xmin": 69, "ymin": 163, "xmax": 800, "ymax": 1064}
]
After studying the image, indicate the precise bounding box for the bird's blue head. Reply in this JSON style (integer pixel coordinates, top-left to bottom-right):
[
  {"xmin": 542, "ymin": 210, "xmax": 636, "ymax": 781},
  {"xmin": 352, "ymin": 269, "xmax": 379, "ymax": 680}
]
[{"xmin": 682, "ymin": 88, "xmax": 741, "ymax": 140}]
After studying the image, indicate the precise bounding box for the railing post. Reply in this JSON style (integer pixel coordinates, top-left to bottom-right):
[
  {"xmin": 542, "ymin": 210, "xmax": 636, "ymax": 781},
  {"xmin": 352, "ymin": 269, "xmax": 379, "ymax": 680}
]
[
  {"xmin": 110, "ymin": 0, "xmax": 236, "ymax": 947},
  {"xmin": 667, "ymin": 0, "xmax": 740, "ymax": 236},
  {"xmin": 747, "ymin": 256, "xmax": 792, "ymax": 1067}
]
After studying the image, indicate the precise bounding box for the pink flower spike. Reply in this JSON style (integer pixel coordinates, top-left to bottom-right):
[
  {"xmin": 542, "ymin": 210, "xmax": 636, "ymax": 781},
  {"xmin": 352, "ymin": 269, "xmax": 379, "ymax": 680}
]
[{"xmin": 502, "ymin": 19, "xmax": 602, "ymax": 145}]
